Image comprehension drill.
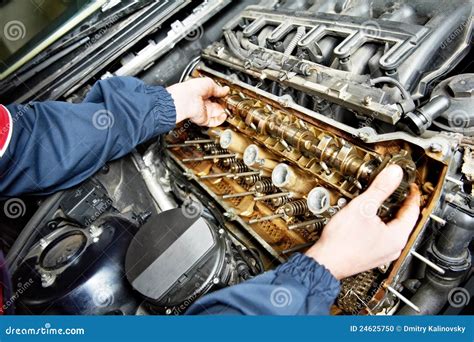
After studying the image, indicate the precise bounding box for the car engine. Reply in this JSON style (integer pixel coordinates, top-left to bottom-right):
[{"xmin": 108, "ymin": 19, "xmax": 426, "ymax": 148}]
[{"xmin": 2, "ymin": 0, "xmax": 473, "ymax": 316}]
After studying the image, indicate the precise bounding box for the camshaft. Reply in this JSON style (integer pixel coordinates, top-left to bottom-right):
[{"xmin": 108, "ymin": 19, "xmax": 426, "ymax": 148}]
[{"xmin": 224, "ymin": 93, "xmax": 381, "ymax": 186}]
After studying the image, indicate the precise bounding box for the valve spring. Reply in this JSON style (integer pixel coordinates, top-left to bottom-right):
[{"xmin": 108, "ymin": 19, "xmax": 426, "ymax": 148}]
[
  {"xmin": 282, "ymin": 199, "xmax": 308, "ymax": 216},
  {"xmin": 220, "ymin": 157, "xmax": 236, "ymax": 167},
  {"xmin": 271, "ymin": 196, "xmax": 289, "ymax": 207},
  {"xmin": 211, "ymin": 147, "xmax": 229, "ymax": 155},
  {"xmin": 230, "ymin": 160, "xmax": 248, "ymax": 173},
  {"xmin": 203, "ymin": 143, "xmax": 219, "ymax": 151},
  {"xmin": 244, "ymin": 174, "xmax": 260, "ymax": 185},
  {"xmin": 313, "ymin": 220, "xmax": 325, "ymax": 230},
  {"xmin": 236, "ymin": 177, "xmax": 249, "ymax": 188},
  {"xmin": 254, "ymin": 178, "xmax": 275, "ymax": 193}
]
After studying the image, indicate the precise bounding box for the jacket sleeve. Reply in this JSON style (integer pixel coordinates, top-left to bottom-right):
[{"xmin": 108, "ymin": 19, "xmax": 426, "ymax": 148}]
[
  {"xmin": 0, "ymin": 76, "xmax": 176, "ymax": 196},
  {"xmin": 186, "ymin": 253, "xmax": 341, "ymax": 315}
]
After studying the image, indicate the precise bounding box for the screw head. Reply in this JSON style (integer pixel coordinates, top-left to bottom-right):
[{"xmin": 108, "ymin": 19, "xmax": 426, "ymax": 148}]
[
  {"xmin": 430, "ymin": 142, "xmax": 442, "ymax": 152},
  {"xmin": 358, "ymin": 131, "xmax": 369, "ymax": 142},
  {"xmin": 363, "ymin": 96, "xmax": 372, "ymax": 106}
]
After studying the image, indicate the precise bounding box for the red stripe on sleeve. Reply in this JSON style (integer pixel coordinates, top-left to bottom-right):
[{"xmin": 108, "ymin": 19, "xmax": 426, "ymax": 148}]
[{"xmin": 0, "ymin": 105, "xmax": 12, "ymax": 157}]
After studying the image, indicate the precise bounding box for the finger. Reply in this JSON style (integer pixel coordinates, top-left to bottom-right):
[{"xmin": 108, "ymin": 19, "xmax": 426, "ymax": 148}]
[
  {"xmin": 198, "ymin": 78, "xmax": 230, "ymax": 99},
  {"xmin": 386, "ymin": 183, "xmax": 421, "ymax": 247},
  {"xmin": 204, "ymin": 101, "xmax": 226, "ymax": 127},
  {"xmin": 357, "ymin": 164, "xmax": 403, "ymax": 207},
  {"xmin": 205, "ymin": 101, "xmax": 225, "ymax": 117},
  {"xmin": 212, "ymin": 85, "xmax": 230, "ymax": 98},
  {"xmin": 207, "ymin": 113, "xmax": 227, "ymax": 127}
]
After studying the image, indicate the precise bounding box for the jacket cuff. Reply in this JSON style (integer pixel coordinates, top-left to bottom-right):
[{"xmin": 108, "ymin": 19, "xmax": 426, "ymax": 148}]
[
  {"xmin": 275, "ymin": 253, "xmax": 340, "ymax": 298},
  {"xmin": 145, "ymin": 85, "xmax": 176, "ymax": 134}
]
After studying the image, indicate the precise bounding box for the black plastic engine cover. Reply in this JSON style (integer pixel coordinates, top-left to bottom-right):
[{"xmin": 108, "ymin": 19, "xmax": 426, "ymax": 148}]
[{"xmin": 125, "ymin": 208, "xmax": 229, "ymax": 314}]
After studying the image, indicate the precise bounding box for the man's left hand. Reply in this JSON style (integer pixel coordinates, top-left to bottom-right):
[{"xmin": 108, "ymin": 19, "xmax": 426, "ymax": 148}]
[{"xmin": 167, "ymin": 77, "xmax": 230, "ymax": 127}]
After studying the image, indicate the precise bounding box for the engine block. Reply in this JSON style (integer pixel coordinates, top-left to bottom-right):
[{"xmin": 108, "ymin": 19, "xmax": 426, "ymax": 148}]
[{"xmin": 167, "ymin": 69, "xmax": 448, "ymax": 314}]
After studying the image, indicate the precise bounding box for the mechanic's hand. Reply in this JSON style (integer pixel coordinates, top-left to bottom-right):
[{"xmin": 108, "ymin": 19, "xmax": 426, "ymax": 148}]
[
  {"xmin": 167, "ymin": 77, "xmax": 230, "ymax": 127},
  {"xmin": 306, "ymin": 164, "xmax": 421, "ymax": 280}
]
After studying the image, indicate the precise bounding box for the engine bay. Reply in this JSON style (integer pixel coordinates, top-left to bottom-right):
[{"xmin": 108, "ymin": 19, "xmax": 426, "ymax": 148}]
[{"xmin": 1, "ymin": 0, "xmax": 473, "ymax": 316}]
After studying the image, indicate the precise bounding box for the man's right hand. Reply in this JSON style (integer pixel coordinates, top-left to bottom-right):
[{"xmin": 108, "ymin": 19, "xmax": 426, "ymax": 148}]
[{"xmin": 306, "ymin": 164, "xmax": 421, "ymax": 280}]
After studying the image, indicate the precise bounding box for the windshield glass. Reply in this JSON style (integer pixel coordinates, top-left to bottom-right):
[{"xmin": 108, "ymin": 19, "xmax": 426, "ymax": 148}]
[{"xmin": 0, "ymin": 0, "xmax": 92, "ymax": 75}]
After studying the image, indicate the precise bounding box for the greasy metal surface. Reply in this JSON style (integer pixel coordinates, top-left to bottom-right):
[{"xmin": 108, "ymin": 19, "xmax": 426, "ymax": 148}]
[{"xmin": 166, "ymin": 73, "xmax": 448, "ymax": 314}]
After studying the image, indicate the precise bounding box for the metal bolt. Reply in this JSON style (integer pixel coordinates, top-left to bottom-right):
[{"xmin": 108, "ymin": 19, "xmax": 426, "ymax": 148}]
[
  {"xmin": 358, "ymin": 131, "xmax": 369, "ymax": 142},
  {"xmin": 89, "ymin": 225, "xmax": 103, "ymax": 242},
  {"xmin": 337, "ymin": 197, "xmax": 348, "ymax": 208},
  {"xmin": 223, "ymin": 211, "xmax": 236, "ymax": 220},
  {"xmin": 41, "ymin": 273, "xmax": 55, "ymax": 288},
  {"xmin": 363, "ymin": 96, "xmax": 372, "ymax": 106},
  {"xmin": 429, "ymin": 143, "xmax": 442, "ymax": 153},
  {"xmin": 280, "ymin": 139, "xmax": 292, "ymax": 152},
  {"xmin": 445, "ymin": 193, "xmax": 456, "ymax": 203}
]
